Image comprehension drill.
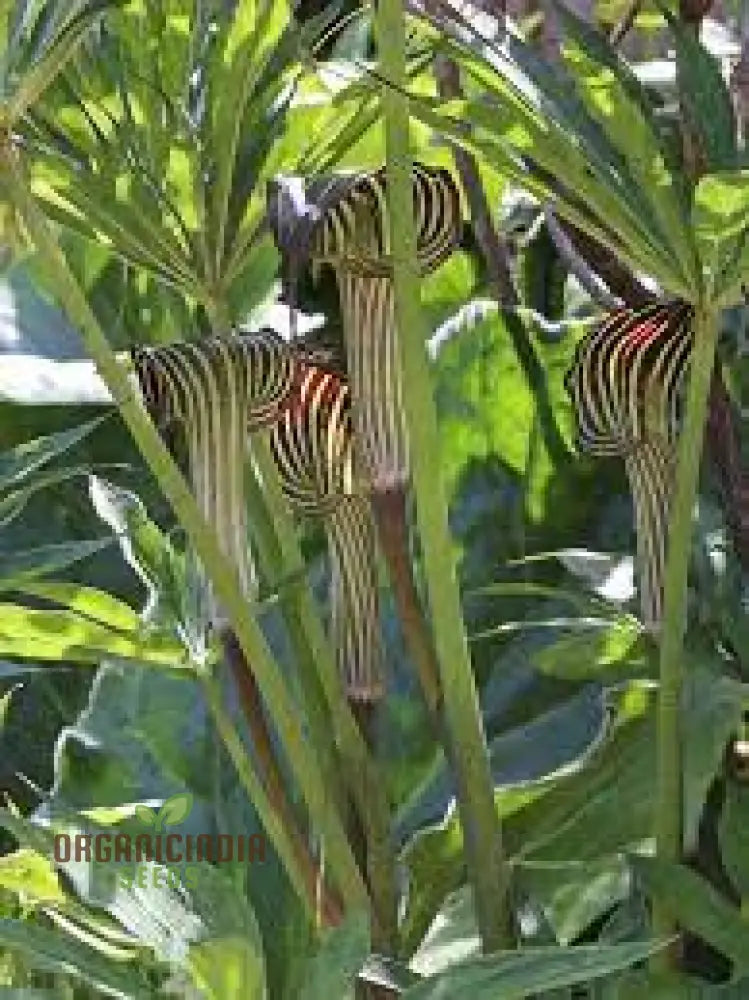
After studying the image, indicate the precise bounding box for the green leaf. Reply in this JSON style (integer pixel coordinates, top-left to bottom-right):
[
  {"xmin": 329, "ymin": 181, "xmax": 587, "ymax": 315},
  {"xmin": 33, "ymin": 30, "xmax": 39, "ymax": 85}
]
[
  {"xmin": 516, "ymin": 856, "xmax": 631, "ymax": 945},
  {"xmin": 504, "ymin": 690, "xmax": 656, "ymax": 864},
  {"xmin": 411, "ymin": 31, "xmax": 691, "ymax": 293},
  {"xmin": 402, "ymin": 940, "xmax": 670, "ymax": 999},
  {"xmin": 1, "ymin": 580, "xmax": 141, "ymax": 634},
  {"xmin": 556, "ymin": 8, "xmax": 695, "ymax": 287},
  {"xmin": 410, "ymin": 888, "xmax": 480, "ymax": 977},
  {"xmin": 630, "ymin": 855, "xmax": 749, "ymax": 970},
  {"xmin": 0, "ymin": 415, "xmax": 106, "ymax": 493},
  {"xmin": 88, "ymin": 476, "xmax": 190, "ymax": 637},
  {"xmin": 660, "ymin": 3, "xmax": 737, "ymax": 171},
  {"xmin": 0, "ymin": 602, "xmax": 188, "ymax": 665},
  {"xmin": 719, "ymin": 779, "xmax": 749, "ymax": 905},
  {"xmin": 0, "ymin": 465, "xmax": 99, "ymax": 528},
  {"xmin": 0, "ymin": 538, "xmax": 115, "ymax": 587},
  {"xmin": 297, "ymin": 910, "xmax": 370, "ymax": 1000},
  {"xmin": 682, "ymin": 668, "xmax": 744, "ymax": 853},
  {"xmin": 189, "ymin": 936, "xmax": 267, "ymax": 1000},
  {"xmin": 0, "ymin": 848, "xmax": 64, "ymax": 904},
  {"xmin": 157, "ymin": 791, "xmax": 193, "ymax": 828},
  {"xmin": 692, "ymin": 171, "xmax": 749, "ymax": 302},
  {"xmin": 0, "ymin": 918, "xmax": 148, "ymax": 998},
  {"xmin": 6, "ymin": 0, "xmax": 115, "ymax": 124},
  {"xmin": 534, "ymin": 616, "xmax": 644, "ymax": 680}
]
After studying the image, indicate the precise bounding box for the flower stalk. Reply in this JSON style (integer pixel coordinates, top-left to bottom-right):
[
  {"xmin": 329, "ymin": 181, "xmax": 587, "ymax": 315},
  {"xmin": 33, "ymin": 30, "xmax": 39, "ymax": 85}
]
[{"xmin": 653, "ymin": 303, "xmax": 719, "ymax": 952}]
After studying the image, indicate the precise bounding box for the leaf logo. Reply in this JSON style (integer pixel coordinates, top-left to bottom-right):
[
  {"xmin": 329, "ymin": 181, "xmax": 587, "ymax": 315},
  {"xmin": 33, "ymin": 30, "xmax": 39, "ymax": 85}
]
[{"xmin": 134, "ymin": 793, "xmax": 193, "ymax": 832}]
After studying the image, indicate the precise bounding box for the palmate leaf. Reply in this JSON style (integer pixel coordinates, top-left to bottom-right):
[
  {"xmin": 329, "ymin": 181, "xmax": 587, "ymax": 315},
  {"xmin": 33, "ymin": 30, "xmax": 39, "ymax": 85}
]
[
  {"xmin": 656, "ymin": 0, "xmax": 737, "ymax": 172},
  {"xmin": 407, "ymin": 9, "xmax": 698, "ymax": 298},
  {"xmin": 554, "ymin": 4, "xmax": 696, "ymax": 286},
  {"xmin": 19, "ymin": 0, "xmax": 346, "ymax": 321},
  {"xmin": 1, "ymin": 0, "xmax": 116, "ymax": 124}
]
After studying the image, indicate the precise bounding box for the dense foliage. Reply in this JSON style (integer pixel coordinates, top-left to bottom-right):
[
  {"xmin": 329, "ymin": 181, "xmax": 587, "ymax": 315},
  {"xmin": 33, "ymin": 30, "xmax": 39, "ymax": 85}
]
[{"xmin": 2, "ymin": 0, "xmax": 749, "ymax": 996}]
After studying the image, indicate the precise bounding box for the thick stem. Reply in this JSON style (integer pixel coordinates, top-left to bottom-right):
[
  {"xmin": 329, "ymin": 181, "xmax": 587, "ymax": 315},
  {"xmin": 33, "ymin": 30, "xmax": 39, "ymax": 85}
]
[
  {"xmin": 371, "ymin": 486, "xmax": 441, "ymax": 721},
  {"xmin": 653, "ymin": 304, "xmax": 719, "ymax": 959},
  {"xmin": 434, "ymin": 55, "xmax": 517, "ymax": 310},
  {"xmin": 223, "ymin": 633, "xmax": 343, "ymax": 927},
  {"xmin": 6, "ymin": 151, "xmax": 369, "ymax": 916},
  {"xmin": 376, "ymin": 0, "xmax": 514, "ymax": 952},
  {"xmin": 248, "ymin": 443, "xmax": 398, "ymax": 946}
]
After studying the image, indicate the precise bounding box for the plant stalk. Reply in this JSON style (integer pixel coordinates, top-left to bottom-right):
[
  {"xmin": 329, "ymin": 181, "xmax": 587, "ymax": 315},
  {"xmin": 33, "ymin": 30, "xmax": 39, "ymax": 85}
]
[
  {"xmin": 209, "ymin": 280, "xmax": 396, "ymax": 944},
  {"xmin": 6, "ymin": 150, "xmax": 369, "ymax": 915},
  {"xmin": 202, "ymin": 668, "xmax": 324, "ymax": 923},
  {"xmin": 653, "ymin": 303, "xmax": 719, "ymax": 958},
  {"xmin": 247, "ymin": 441, "xmax": 398, "ymax": 948},
  {"xmin": 223, "ymin": 631, "xmax": 343, "ymax": 927},
  {"xmin": 376, "ymin": 0, "xmax": 514, "ymax": 952}
]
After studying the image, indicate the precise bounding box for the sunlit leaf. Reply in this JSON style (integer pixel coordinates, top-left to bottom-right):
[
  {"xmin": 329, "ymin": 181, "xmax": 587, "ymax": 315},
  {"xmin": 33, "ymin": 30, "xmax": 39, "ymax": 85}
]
[{"xmin": 0, "ymin": 848, "xmax": 64, "ymax": 904}]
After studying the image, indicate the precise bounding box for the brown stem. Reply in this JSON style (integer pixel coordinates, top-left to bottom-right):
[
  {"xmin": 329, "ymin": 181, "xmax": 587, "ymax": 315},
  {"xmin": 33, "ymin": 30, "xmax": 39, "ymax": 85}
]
[
  {"xmin": 562, "ymin": 224, "xmax": 656, "ymax": 309},
  {"xmin": 434, "ymin": 54, "xmax": 517, "ymax": 309},
  {"xmin": 706, "ymin": 369, "xmax": 749, "ymax": 571},
  {"xmin": 371, "ymin": 485, "xmax": 442, "ymax": 722},
  {"xmin": 223, "ymin": 631, "xmax": 344, "ymax": 927},
  {"xmin": 543, "ymin": 206, "xmax": 622, "ymax": 309}
]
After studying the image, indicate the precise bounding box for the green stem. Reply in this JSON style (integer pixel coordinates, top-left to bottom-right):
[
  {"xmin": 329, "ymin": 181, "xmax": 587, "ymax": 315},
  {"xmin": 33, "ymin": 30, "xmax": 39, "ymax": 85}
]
[
  {"xmin": 376, "ymin": 0, "xmax": 514, "ymax": 952},
  {"xmin": 653, "ymin": 303, "xmax": 718, "ymax": 956},
  {"xmin": 201, "ymin": 671, "xmax": 319, "ymax": 922},
  {"xmin": 208, "ymin": 290, "xmax": 395, "ymax": 940},
  {"xmin": 6, "ymin": 151, "xmax": 369, "ymax": 916},
  {"xmin": 248, "ymin": 440, "xmax": 398, "ymax": 948}
]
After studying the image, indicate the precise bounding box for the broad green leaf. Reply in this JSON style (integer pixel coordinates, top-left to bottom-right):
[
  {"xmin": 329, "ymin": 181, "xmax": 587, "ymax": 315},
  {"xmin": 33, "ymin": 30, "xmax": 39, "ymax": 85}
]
[
  {"xmin": 0, "ymin": 414, "xmax": 106, "ymax": 492},
  {"xmin": 693, "ymin": 171, "xmax": 749, "ymax": 303},
  {"xmin": 400, "ymin": 691, "xmax": 641, "ymax": 952},
  {"xmin": 719, "ymin": 779, "xmax": 749, "ymax": 905},
  {"xmin": 693, "ymin": 172, "xmax": 749, "ymax": 244},
  {"xmin": 1, "ymin": 580, "xmax": 141, "ymax": 634},
  {"xmin": 630, "ymin": 855, "xmax": 749, "ymax": 970},
  {"xmin": 504, "ymin": 689, "xmax": 656, "ymax": 864},
  {"xmin": 516, "ymin": 856, "xmax": 630, "ymax": 945},
  {"xmin": 402, "ymin": 940, "xmax": 670, "ymax": 999},
  {"xmin": 534, "ymin": 616, "xmax": 644, "ymax": 680},
  {"xmin": 0, "ymin": 848, "xmax": 64, "ymax": 904},
  {"xmin": 0, "ymin": 603, "xmax": 187, "ymax": 665},
  {"xmin": 297, "ymin": 910, "xmax": 370, "ymax": 1000},
  {"xmin": 682, "ymin": 668, "xmax": 744, "ymax": 853},
  {"xmin": 0, "ymin": 918, "xmax": 148, "ymax": 998},
  {"xmin": 396, "ymin": 687, "xmax": 605, "ymax": 850},
  {"xmin": 432, "ymin": 309, "xmax": 576, "ymax": 512}
]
